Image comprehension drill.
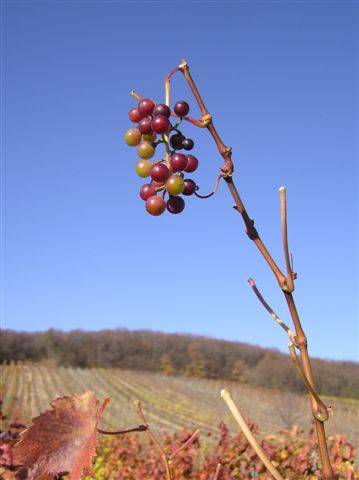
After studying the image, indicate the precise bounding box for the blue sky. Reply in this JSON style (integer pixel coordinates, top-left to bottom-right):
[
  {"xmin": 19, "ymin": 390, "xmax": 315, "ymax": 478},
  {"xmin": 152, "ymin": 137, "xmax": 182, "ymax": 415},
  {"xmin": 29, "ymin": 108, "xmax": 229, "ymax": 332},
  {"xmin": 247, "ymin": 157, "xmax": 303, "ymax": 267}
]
[{"xmin": 2, "ymin": 1, "xmax": 358, "ymax": 361}]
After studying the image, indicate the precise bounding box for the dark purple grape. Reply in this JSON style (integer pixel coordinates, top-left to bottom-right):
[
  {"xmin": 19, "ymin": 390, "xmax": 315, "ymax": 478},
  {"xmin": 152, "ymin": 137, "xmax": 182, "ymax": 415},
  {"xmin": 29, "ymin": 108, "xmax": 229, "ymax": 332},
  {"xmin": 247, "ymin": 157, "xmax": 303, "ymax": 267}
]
[
  {"xmin": 138, "ymin": 117, "xmax": 153, "ymax": 135},
  {"xmin": 182, "ymin": 179, "xmax": 197, "ymax": 196},
  {"xmin": 174, "ymin": 101, "xmax": 190, "ymax": 117},
  {"xmin": 167, "ymin": 196, "xmax": 185, "ymax": 214},
  {"xmin": 184, "ymin": 154, "xmax": 199, "ymax": 173},
  {"xmin": 170, "ymin": 133, "xmax": 185, "ymax": 150},
  {"xmin": 153, "ymin": 104, "xmax": 171, "ymax": 118},
  {"xmin": 182, "ymin": 138, "xmax": 194, "ymax": 151}
]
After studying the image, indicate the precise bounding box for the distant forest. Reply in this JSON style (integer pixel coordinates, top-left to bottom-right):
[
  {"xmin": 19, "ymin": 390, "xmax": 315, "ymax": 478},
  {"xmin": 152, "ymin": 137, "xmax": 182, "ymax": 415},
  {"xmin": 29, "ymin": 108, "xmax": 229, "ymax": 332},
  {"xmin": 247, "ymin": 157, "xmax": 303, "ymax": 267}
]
[{"xmin": 1, "ymin": 329, "xmax": 358, "ymax": 399}]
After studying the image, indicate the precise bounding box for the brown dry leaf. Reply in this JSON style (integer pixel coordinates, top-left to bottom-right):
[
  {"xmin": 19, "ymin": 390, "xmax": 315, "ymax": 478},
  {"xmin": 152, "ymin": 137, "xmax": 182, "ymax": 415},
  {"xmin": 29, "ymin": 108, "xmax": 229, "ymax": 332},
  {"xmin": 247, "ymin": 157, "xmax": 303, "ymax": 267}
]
[{"xmin": 12, "ymin": 391, "xmax": 109, "ymax": 480}]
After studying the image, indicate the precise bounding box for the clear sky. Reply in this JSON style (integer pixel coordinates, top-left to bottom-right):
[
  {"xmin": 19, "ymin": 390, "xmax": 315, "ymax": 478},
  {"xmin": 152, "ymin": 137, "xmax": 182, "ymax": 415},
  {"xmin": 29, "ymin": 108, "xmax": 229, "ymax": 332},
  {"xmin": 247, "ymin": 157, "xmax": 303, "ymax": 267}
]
[{"xmin": 2, "ymin": 1, "xmax": 358, "ymax": 361}]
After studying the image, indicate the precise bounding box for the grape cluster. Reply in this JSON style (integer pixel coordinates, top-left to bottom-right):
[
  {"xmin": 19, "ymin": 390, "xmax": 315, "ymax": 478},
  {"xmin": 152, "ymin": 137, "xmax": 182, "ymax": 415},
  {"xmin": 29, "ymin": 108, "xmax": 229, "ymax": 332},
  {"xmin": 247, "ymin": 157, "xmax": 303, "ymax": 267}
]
[{"xmin": 124, "ymin": 98, "xmax": 199, "ymax": 216}]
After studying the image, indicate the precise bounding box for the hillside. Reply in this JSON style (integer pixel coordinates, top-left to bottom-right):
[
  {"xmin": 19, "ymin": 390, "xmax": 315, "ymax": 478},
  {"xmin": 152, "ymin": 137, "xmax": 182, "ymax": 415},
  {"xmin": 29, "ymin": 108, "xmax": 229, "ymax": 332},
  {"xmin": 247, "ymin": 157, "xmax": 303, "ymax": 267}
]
[
  {"xmin": 1, "ymin": 329, "xmax": 358, "ymax": 400},
  {"xmin": 1, "ymin": 363, "xmax": 358, "ymax": 448}
]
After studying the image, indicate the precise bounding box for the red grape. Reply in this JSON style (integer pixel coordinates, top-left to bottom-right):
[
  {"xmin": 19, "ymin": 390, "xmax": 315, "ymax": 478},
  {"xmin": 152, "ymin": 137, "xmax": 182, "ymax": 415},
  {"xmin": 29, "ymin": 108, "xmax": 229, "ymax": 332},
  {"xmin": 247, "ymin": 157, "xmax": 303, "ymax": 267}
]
[
  {"xmin": 185, "ymin": 154, "xmax": 199, "ymax": 173},
  {"xmin": 174, "ymin": 101, "xmax": 189, "ymax": 117},
  {"xmin": 140, "ymin": 183, "xmax": 157, "ymax": 200},
  {"xmin": 153, "ymin": 104, "xmax": 171, "ymax": 118},
  {"xmin": 170, "ymin": 153, "xmax": 188, "ymax": 172},
  {"xmin": 146, "ymin": 195, "xmax": 166, "ymax": 216},
  {"xmin": 151, "ymin": 163, "xmax": 170, "ymax": 182},
  {"xmin": 138, "ymin": 99, "xmax": 155, "ymax": 116},
  {"xmin": 129, "ymin": 107, "xmax": 144, "ymax": 123},
  {"xmin": 124, "ymin": 128, "xmax": 141, "ymax": 146},
  {"xmin": 182, "ymin": 138, "xmax": 194, "ymax": 151},
  {"xmin": 182, "ymin": 179, "xmax": 197, "ymax": 196},
  {"xmin": 170, "ymin": 133, "xmax": 185, "ymax": 150},
  {"xmin": 138, "ymin": 117, "xmax": 153, "ymax": 135},
  {"xmin": 151, "ymin": 115, "xmax": 170, "ymax": 134},
  {"xmin": 167, "ymin": 196, "xmax": 185, "ymax": 214},
  {"xmin": 166, "ymin": 175, "xmax": 185, "ymax": 196}
]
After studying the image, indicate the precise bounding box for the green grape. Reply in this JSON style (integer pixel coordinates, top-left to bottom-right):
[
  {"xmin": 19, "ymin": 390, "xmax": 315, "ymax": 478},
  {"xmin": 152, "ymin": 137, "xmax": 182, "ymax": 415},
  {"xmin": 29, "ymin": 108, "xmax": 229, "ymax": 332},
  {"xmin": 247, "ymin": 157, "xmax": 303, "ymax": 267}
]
[
  {"xmin": 135, "ymin": 160, "xmax": 153, "ymax": 178},
  {"xmin": 166, "ymin": 175, "xmax": 185, "ymax": 196},
  {"xmin": 124, "ymin": 128, "xmax": 141, "ymax": 146},
  {"xmin": 137, "ymin": 141, "xmax": 155, "ymax": 159}
]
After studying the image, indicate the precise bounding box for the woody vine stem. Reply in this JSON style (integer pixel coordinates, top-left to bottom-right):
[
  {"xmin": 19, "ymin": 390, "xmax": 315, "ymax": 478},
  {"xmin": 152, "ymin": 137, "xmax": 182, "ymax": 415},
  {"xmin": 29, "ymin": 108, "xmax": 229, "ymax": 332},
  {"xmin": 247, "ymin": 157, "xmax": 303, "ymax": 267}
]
[
  {"xmin": 132, "ymin": 59, "xmax": 334, "ymax": 480},
  {"xmin": 178, "ymin": 59, "xmax": 334, "ymax": 479}
]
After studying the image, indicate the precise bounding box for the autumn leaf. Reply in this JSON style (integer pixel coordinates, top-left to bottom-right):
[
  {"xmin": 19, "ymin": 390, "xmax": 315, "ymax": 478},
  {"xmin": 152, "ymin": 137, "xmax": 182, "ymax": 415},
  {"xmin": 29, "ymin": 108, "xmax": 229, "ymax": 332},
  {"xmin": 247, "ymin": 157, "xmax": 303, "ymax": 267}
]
[{"xmin": 12, "ymin": 391, "xmax": 109, "ymax": 480}]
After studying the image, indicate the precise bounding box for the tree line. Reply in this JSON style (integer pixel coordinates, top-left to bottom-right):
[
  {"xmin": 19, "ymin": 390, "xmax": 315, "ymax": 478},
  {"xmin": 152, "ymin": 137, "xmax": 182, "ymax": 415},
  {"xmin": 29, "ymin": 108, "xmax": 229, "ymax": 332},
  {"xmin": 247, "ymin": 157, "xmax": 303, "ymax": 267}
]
[{"xmin": 1, "ymin": 329, "xmax": 358, "ymax": 399}]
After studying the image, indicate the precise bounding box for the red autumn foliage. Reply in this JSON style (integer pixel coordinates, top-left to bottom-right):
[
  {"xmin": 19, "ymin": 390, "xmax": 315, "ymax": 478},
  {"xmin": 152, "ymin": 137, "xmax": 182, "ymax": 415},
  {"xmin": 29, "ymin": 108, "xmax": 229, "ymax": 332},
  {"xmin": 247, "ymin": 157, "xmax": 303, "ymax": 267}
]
[
  {"xmin": 1, "ymin": 402, "xmax": 357, "ymax": 480},
  {"xmin": 7, "ymin": 393, "xmax": 109, "ymax": 480}
]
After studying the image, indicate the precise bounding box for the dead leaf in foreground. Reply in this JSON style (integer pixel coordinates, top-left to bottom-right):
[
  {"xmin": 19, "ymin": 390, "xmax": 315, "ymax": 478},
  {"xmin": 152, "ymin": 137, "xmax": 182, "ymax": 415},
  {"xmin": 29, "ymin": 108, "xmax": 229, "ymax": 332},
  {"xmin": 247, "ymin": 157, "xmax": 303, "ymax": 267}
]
[{"xmin": 12, "ymin": 391, "xmax": 109, "ymax": 480}]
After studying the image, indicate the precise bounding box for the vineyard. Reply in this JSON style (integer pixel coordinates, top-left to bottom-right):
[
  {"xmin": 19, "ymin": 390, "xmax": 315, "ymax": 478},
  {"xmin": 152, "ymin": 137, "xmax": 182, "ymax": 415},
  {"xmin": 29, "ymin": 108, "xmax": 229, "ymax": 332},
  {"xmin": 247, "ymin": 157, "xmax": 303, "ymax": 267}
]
[
  {"xmin": 1, "ymin": 363, "xmax": 358, "ymax": 445},
  {"xmin": 0, "ymin": 363, "xmax": 358, "ymax": 479}
]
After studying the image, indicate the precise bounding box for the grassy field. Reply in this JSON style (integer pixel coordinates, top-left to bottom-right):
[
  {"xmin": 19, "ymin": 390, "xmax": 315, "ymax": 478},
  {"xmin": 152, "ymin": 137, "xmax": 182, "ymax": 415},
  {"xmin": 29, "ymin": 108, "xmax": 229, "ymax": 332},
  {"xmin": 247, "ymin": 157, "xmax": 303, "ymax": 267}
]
[{"xmin": 1, "ymin": 362, "xmax": 357, "ymax": 446}]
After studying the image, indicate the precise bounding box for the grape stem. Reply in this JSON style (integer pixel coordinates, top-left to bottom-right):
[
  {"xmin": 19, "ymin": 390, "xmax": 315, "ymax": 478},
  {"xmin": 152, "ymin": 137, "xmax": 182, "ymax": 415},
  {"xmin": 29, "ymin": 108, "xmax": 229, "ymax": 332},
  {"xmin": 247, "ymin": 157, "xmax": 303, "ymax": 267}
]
[
  {"xmin": 170, "ymin": 59, "xmax": 335, "ymax": 480},
  {"xmin": 131, "ymin": 89, "xmax": 211, "ymax": 128}
]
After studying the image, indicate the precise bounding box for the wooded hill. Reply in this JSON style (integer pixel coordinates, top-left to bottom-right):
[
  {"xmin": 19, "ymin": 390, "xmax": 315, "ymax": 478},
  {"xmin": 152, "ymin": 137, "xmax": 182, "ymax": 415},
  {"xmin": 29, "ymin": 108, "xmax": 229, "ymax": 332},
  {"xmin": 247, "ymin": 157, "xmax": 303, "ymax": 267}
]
[{"xmin": 1, "ymin": 329, "xmax": 358, "ymax": 399}]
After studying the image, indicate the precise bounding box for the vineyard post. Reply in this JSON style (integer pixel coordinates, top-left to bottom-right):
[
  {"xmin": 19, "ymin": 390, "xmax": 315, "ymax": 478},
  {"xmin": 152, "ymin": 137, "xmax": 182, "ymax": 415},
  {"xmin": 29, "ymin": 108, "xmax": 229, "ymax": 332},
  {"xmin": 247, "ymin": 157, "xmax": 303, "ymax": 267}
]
[{"xmin": 160, "ymin": 60, "xmax": 334, "ymax": 480}]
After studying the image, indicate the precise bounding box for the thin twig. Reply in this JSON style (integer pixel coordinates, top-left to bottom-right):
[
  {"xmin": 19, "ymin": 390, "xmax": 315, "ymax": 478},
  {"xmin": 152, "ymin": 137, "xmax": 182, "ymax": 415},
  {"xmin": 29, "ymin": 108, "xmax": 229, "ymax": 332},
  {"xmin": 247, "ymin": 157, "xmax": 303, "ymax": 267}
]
[
  {"xmin": 247, "ymin": 278, "xmax": 297, "ymax": 344},
  {"xmin": 288, "ymin": 343, "xmax": 329, "ymax": 422},
  {"xmin": 97, "ymin": 424, "xmax": 148, "ymax": 435},
  {"xmin": 131, "ymin": 89, "xmax": 142, "ymax": 102},
  {"xmin": 221, "ymin": 389, "xmax": 284, "ymax": 480},
  {"xmin": 163, "ymin": 74, "xmax": 171, "ymax": 162},
  {"xmin": 134, "ymin": 400, "xmax": 172, "ymax": 480},
  {"xmin": 213, "ymin": 463, "xmax": 222, "ymax": 480},
  {"xmin": 279, "ymin": 187, "xmax": 295, "ymax": 292},
  {"xmin": 172, "ymin": 429, "xmax": 200, "ymax": 457}
]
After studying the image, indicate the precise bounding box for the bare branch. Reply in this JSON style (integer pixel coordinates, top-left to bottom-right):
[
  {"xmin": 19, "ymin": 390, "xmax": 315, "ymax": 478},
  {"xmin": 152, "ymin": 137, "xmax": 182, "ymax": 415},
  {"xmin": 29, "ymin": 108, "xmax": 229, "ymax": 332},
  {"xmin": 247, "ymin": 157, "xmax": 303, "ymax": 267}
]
[
  {"xmin": 134, "ymin": 400, "xmax": 172, "ymax": 480},
  {"xmin": 288, "ymin": 344, "xmax": 329, "ymax": 422},
  {"xmin": 98, "ymin": 424, "xmax": 147, "ymax": 435},
  {"xmin": 172, "ymin": 429, "xmax": 200, "ymax": 457},
  {"xmin": 221, "ymin": 389, "xmax": 284, "ymax": 480},
  {"xmin": 279, "ymin": 187, "xmax": 295, "ymax": 292},
  {"xmin": 169, "ymin": 60, "xmax": 334, "ymax": 479},
  {"xmin": 213, "ymin": 463, "xmax": 222, "ymax": 480},
  {"xmin": 248, "ymin": 278, "xmax": 297, "ymax": 344}
]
